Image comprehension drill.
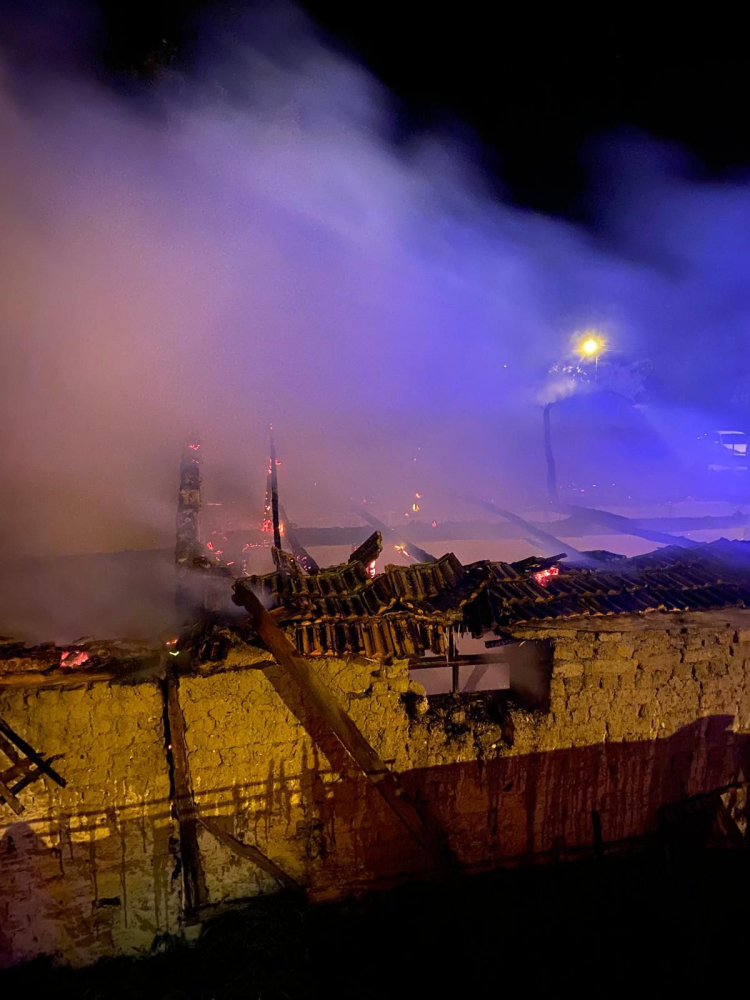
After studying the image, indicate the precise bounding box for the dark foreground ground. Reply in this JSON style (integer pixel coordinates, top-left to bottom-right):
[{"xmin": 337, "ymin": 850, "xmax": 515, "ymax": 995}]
[{"xmin": 3, "ymin": 849, "xmax": 748, "ymax": 998}]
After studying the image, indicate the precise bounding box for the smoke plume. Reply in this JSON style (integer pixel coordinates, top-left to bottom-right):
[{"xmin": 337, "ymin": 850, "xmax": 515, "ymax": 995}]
[{"xmin": 1, "ymin": 2, "xmax": 749, "ymax": 575}]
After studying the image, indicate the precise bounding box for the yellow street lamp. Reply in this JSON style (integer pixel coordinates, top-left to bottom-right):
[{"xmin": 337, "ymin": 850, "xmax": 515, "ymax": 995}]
[{"xmin": 577, "ymin": 333, "xmax": 605, "ymax": 358}]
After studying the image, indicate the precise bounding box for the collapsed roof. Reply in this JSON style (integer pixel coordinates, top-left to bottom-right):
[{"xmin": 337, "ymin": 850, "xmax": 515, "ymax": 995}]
[{"xmin": 233, "ymin": 534, "xmax": 750, "ymax": 659}]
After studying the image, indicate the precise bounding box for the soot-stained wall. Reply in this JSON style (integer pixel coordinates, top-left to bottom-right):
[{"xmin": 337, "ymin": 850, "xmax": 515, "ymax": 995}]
[{"xmin": 2, "ymin": 609, "xmax": 749, "ymax": 967}]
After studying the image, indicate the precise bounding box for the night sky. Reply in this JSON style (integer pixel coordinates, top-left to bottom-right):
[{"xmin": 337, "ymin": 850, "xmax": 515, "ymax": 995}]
[
  {"xmin": 5, "ymin": 2, "xmax": 749, "ymax": 223},
  {"xmin": 3, "ymin": 0, "xmax": 750, "ymax": 564}
]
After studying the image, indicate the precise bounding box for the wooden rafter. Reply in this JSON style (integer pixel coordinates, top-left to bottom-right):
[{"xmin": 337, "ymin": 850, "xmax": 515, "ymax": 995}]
[{"xmin": 233, "ymin": 581, "xmax": 452, "ymax": 872}]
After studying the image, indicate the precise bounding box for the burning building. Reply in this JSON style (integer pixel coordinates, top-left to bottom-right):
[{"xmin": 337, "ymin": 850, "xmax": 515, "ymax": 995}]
[{"xmin": 2, "ymin": 443, "xmax": 750, "ymax": 968}]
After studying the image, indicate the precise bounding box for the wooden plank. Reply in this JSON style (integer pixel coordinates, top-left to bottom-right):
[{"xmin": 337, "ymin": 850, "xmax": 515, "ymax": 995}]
[
  {"xmin": 0, "ymin": 666, "xmax": 155, "ymax": 689},
  {"xmin": 197, "ymin": 815, "xmax": 300, "ymax": 891},
  {"xmin": 0, "ymin": 775, "xmax": 24, "ymax": 815},
  {"xmin": 233, "ymin": 582, "xmax": 452, "ymax": 871},
  {"xmin": 0, "ymin": 716, "xmax": 66, "ymax": 787},
  {"xmin": 164, "ymin": 672, "xmax": 208, "ymax": 917}
]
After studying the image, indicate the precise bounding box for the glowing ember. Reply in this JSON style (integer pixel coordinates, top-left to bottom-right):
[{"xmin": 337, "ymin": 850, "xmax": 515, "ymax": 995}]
[
  {"xmin": 206, "ymin": 541, "xmax": 214, "ymax": 550},
  {"xmin": 367, "ymin": 560, "xmax": 377, "ymax": 578},
  {"xmin": 534, "ymin": 566, "xmax": 560, "ymax": 586},
  {"xmin": 165, "ymin": 638, "xmax": 179, "ymax": 647},
  {"xmin": 431, "ymin": 520, "xmax": 437, "ymax": 528},
  {"xmin": 60, "ymin": 650, "xmax": 90, "ymax": 668},
  {"xmin": 412, "ymin": 503, "xmax": 420, "ymax": 512}
]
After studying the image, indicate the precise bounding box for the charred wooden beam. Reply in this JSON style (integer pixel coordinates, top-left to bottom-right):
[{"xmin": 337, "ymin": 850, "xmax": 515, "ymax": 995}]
[
  {"xmin": 465, "ymin": 497, "xmax": 599, "ymax": 567},
  {"xmin": 349, "ymin": 531, "xmax": 382, "ymax": 567},
  {"xmin": 357, "ymin": 510, "xmax": 437, "ymax": 564},
  {"xmin": 233, "ymin": 581, "xmax": 452, "ymax": 872},
  {"xmin": 279, "ymin": 502, "xmax": 320, "ymax": 573},
  {"xmin": 175, "ymin": 435, "xmax": 203, "ymax": 613},
  {"xmin": 163, "ymin": 671, "xmax": 208, "ymax": 918},
  {"xmin": 562, "ymin": 504, "xmax": 697, "ymax": 549},
  {"xmin": 269, "ymin": 424, "xmax": 282, "ymax": 551}
]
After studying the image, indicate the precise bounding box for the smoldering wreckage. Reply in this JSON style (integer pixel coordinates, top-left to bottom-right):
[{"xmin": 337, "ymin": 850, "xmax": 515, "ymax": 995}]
[{"xmin": 2, "ymin": 436, "xmax": 750, "ymax": 969}]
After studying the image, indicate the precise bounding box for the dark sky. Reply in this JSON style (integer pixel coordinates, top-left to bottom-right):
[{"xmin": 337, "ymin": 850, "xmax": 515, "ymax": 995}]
[
  {"xmin": 3, "ymin": 0, "xmax": 750, "ymax": 574},
  {"xmin": 5, "ymin": 1, "xmax": 748, "ymax": 222}
]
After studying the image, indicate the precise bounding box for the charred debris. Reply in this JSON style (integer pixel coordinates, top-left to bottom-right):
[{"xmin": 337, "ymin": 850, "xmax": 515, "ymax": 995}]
[{"xmin": 5, "ymin": 431, "xmax": 750, "ymax": 688}]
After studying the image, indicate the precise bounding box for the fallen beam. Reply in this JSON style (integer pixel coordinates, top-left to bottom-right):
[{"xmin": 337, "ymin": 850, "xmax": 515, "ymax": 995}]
[
  {"xmin": 357, "ymin": 510, "xmax": 437, "ymax": 564},
  {"xmin": 562, "ymin": 504, "xmax": 696, "ymax": 549},
  {"xmin": 233, "ymin": 582, "xmax": 451, "ymax": 871},
  {"xmin": 466, "ymin": 498, "xmax": 600, "ymax": 567}
]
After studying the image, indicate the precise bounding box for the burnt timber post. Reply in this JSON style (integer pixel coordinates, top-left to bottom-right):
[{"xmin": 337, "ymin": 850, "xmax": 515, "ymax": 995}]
[
  {"xmin": 233, "ymin": 581, "xmax": 452, "ymax": 873},
  {"xmin": 175, "ymin": 435, "xmax": 202, "ymax": 614},
  {"xmin": 269, "ymin": 424, "xmax": 282, "ymax": 551},
  {"xmin": 163, "ymin": 669, "xmax": 208, "ymax": 918}
]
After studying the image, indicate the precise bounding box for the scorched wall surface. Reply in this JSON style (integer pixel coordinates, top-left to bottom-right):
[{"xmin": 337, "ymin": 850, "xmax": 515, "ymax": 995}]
[{"xmin": 2, "ymin": 609, "xmax": 750, "ymax": 966}]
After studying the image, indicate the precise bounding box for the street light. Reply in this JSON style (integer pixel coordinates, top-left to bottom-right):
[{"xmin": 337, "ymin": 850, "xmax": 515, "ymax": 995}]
[
  {"xmin": 576, "ymin": 331, "xmax": 605, "ymax": 379},
  {"xmin": 577, "ymin": 332, "xmax": 605, "ymax": 359}
]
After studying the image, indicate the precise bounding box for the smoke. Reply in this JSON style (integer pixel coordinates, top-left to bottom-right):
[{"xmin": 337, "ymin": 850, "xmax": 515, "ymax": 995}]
[{"xmin": 1, "ymin": 2, "xmax": 749, "ymax": 574}]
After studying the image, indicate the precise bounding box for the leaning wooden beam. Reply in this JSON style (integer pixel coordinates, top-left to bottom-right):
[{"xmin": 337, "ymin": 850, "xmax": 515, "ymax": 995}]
[
  {"xmin": 197, "ymin": 815, "xmax": 300, "ymax": 891},
  {"xmin": 164, "ymin": 671, "xmax": 208, "ymax": 918},
  {"xmin": 467, "ymin": 497, "xmax": 599, "ymax": 567},
  {"xmin": 562, "ymin": 504, "xmax": 696, "ymax": 549},
  {"xmin": 233, "ymin": 582, "xmax": 451, "ymax": 871}
]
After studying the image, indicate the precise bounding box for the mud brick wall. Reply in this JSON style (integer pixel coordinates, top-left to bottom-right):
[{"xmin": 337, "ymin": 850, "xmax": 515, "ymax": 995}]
[
  {"xmin": 409, "ymin": 611, "xmax": 750, "ymax": 868},
  {"xmin": 2, "ymin": 609, "xmax": 750, "ymax": 967},
  {"xmin": 0, "ymin": 682, "xmax": 179, "ymax": 967}
]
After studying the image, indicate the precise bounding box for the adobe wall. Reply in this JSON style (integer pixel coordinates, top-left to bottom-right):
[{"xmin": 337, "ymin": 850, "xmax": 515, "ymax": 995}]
[
  {"xmin": 0, "ymin": 681, "xmax": 179, "ymax": 967},
  {"xmin": 2, "ymin": 609, "xmax": 750, "ymax": 967}
]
